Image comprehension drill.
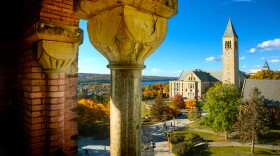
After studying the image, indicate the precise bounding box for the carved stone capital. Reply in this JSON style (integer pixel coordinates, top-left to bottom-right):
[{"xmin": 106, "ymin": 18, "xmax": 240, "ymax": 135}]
[
  {"xmin": 25, "ymin": 22, "xmax": 83, "ymax": 73},
  {"xmin": 74, "ymin": 0, "xmax": 178, "ymax": 20},
  {"xmin": 37, "ymin": 40, "xmax": 78, "ymax": 73},
  {"xmin": 74, "ymin": 0, "xmax": 178, "ymax": 68},
  {"xmin": 88, "ymin": 6, "xmax": 168, "ymax": 66}
]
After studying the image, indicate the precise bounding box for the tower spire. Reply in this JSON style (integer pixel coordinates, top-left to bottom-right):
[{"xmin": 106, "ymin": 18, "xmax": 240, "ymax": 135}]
[{"xmin": 223, "ymin": 19, "xmax": 238, "ymax": 38}]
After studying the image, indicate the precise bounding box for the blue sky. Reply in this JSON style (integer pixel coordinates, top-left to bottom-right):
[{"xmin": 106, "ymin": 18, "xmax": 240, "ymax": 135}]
[{"xmin": 78, "ymin": 0, "xmax": 280, "ymax": 77}]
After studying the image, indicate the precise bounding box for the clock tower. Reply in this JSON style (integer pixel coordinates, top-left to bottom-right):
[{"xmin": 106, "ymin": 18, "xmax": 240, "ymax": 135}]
[{"xmin": 222, "ymin": 19, "xmax": 239, "ymax": 88}]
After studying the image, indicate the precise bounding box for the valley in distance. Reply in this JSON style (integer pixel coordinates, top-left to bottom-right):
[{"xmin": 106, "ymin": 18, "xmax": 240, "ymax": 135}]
[{"xmin": 78, "ymin": 73, "xmax": 177, "ymax": 85}]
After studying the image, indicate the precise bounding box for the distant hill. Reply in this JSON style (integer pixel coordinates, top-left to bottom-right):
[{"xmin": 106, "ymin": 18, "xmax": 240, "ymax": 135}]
[{"xmin": 78, "ymin": 73, "xmax": 177, "ymax": 84}]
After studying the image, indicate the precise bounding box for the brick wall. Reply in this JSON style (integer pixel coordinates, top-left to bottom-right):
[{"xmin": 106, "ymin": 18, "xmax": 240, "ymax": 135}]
[
  {"xmin": 0, "ymin": 0, "xmax": 80, "ymax": 155},
  {"xmin": 40, "ymin": 0, "xmax": 79, "ymax": 26},
  {"xmin": 19, "ymin": 43, "xmax": 46, "ymax": 155}
]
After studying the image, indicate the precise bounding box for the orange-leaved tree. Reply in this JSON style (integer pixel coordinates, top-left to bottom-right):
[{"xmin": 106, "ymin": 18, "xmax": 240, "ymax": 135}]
[
  {"xmin": 185, "ymin": 99, "xmax": 196, "ymax": 109},
  {"xmin": 74, "ymin": 99, "xmax": 110, "ymax": 127}
]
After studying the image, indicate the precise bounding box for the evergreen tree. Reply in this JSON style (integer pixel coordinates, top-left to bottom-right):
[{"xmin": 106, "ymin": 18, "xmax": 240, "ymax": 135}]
[
  {"xmin": 234, "ymin": 87, "xmax": 270, "ymax": 154},
  {"xmin": 150, "ymin": 96, "xmax": 166, "ymax": 121}
]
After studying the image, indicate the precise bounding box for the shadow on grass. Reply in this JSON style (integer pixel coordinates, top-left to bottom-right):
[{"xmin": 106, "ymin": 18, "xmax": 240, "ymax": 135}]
[
  {"xmin": 259, "ymin": 131, "xmax": 280, "ymax": 145},
  {"xmin": 255, "ymin": 149, "xmax": 280, "ymax": 155},
  {"xmin": 192, "ymin": 145, "xmax": 213, "ymax": 156}
]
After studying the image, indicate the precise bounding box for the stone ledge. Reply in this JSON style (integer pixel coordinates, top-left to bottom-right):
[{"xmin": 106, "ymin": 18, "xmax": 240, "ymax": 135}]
[{"xmin": 25, "ymin": 21, "xmax": 83, "ymax": 45}]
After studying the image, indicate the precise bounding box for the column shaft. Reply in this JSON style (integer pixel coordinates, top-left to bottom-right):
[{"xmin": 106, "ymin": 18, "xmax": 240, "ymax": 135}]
[{"xmin": 110, "ymin": 69, "xmax": 142, "ymax": 156}]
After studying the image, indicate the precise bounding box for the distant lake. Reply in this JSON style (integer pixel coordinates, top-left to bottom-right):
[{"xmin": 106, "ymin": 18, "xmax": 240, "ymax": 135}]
[{"xmin": 141, "ymin": 80, "xmax": 170, "ymax": 86}]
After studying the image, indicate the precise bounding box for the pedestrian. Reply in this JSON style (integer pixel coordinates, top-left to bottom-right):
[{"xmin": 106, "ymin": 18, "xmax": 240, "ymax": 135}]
[{"xmin": 84, "ymin": 148, "xmax": 89, "ymax": 156}]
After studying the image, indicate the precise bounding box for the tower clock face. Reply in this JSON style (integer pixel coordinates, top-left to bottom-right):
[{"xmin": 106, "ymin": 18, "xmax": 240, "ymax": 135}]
[{"xmin": 226, "ymin": 51, "xmax": 230, "ymax": 57}]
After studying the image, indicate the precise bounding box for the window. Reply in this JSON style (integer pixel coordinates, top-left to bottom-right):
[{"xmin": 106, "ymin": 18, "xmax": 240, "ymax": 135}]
[{"xmin": 225, "ymin": 41, "xmax": 232, "ymax": 48}]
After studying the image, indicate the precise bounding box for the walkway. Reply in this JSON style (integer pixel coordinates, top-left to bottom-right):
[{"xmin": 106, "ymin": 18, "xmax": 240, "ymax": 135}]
[{"xmin": 78, "ymin": 116, "xmax": 280, "ymax": 155}]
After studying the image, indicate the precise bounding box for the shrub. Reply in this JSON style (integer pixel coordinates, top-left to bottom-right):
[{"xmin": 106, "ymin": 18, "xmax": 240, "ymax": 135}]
[
  {"xmin": 168, "ymin": 134, "xmax": 185, "ymax": 144},
  {"xmin": 189, "ymin": 133, "xmax": 203, "ymax": 145},
  {"xmin": 172, "ymin": 141, "xmax": 194, "ymax": 156}
]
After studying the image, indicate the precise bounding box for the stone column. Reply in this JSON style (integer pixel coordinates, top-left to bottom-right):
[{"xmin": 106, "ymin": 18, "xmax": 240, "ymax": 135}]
[
  {"xmin": 74, "ymin": 1, "xmax": 177, "ymax": 155},
  {"xmin": 109, "ymin": 65, "xmax": 143, "ymax": 155}
]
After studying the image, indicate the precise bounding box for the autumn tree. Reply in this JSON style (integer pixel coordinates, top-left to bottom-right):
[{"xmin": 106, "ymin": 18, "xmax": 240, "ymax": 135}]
[
  {"xmin": 250, "ymin": 70, "xmax": 280, "ymax": 80},
  {"xmin": 73, "ymin": 99, "xmax": 110, "ymax": 136},
  {"xmin": 150, "ymin": 96, "xmax": 167, "ymax": 121},
  {"xmin": 234, "ymin": 87, "xmax": 270, "ymax": 154},
  {"xmin": 202, "ymin": 83, "xmax": 241, "ymax": 139},
  {"xmin": 185, "ymin": 99, "xmax": 196, "ymax": 109},
  {"xmin": 150, "ymin": 96, "xmax": 178, "ymax": 121},
  {"xmin": 172, "ymin": 94, "xmax": 186, "ymax": 109}
]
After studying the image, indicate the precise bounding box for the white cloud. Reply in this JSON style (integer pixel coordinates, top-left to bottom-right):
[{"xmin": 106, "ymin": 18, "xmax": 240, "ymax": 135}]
[
  {"xmin": 151, "ymin": 68, "xmax": 163, "ymax": 73},
  {"xmin": 269, "ymin": 59, "xmax": 280, "ymax": 63},
  {"xmin": 257, "ymin": 38, "xmax": 280, "ymax": 50},
  {"xmin": 239, "ymin": 56, "xmax": 245, "ymax": 60},
  {"xmin": 256, "ymin": 65, "xmax": 262, "ymax": 67},
  {"xmin": 260, "ymin": 56, "xmax": 279, "ymax": 60},
  {"xmin": 242, "ymin": 65, "xmax": 247, "ymax": 68},
  {"xmin": 248, "ymin": 48, "xmax": 257, "ymax": 53},
  {"xmin": 233, "ymin": 0, "xmax": 251, "ymax": 1},
  {"xmin": 205, "ymin": 56, "xmax": 222, "ymax": 62}
]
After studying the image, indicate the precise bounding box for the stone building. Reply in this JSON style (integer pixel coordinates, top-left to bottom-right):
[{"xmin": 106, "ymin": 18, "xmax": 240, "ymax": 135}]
[
  {"xmin": 0, "ymin": 0, "xmax": 177, "ymax": 156},
  {"xmin": 169, "ymin": 70, "xmax": 222, "ymax": 99},
  {"xmin": 169, "ymin": 20, "xmax": 244, "ymax": 100}
]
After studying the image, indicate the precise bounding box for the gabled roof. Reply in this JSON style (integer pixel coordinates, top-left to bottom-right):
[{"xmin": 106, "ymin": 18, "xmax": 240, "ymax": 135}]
[
  {"xmin": 242, "ymin": 79, "xmax": 280, "ymax": 107},
  {"xmin": 223, "ymin": 19, "xmax": 238, "ymax": 38},
  {"xmin": 193, "ymin": 70, "xmax": 221, "ymax": 82},
  {"xmin": 178, "ymin": 70, "xmax": 222, "ymax": 82},
  {"xmin": 178, "ymin": 70, "xmax": 191, "ymax": 80}
]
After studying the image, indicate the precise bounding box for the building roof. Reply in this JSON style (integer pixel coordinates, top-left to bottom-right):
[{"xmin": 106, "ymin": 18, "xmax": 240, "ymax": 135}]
[
  {"xmin": 193, "ymin": 70, "xmax": 221, "ymax": 82},
  {"xmin": 242, "ymin": 79, "xmax": 280, "ymax": 107},
  {"xmin": 223, "ymin": 19, "xmax": 238, "ymax": 38},
  {"xmin": 178, "ymin": 70, "xmax": 191, "ymax": 81},
  {"xmin": 178, "ymin": 70, "xmax": 222, "ymax": 81}
]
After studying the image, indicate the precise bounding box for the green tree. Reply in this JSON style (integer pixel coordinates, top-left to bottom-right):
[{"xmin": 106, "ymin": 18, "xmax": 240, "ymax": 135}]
[
  {"xmin": 172, "ymin": 94, "xmax": 186, "ymax": 109},
  {"xmin": 187, "ymin": 106, "xmax": 200, "ymax": 121},
  {"xmin": 168, "ymin": 134, "xmax": 185, "ymax": 144},
  {"xmin": 202, "ymin": 83, "xmax": 241, "ymax": 139},
  {"xmin": 234, "ymin": 87, "xmax": 270, "ymax": 154}
]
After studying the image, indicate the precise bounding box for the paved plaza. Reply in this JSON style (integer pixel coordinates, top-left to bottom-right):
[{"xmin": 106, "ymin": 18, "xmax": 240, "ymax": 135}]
[{"xmin": 78, "ymin": 115, "xmax": 190, "ymax": 156}]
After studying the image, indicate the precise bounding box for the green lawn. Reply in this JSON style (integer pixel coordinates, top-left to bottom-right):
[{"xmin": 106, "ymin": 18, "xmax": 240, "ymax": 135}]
[
  {"xmin": 171, "ymin": 129, "xmax": 226, "ymax": 142},
  {"xmin": 194, "ymin": 146, "xmax": 280, "ymax": 156},
  {"xmin": 141, "ymin": 102, "xmax": 150, "ymax": 118},
  {"xmin": 187, "ymin": 119, "xmax": 213, "ymax": 131},
  {"xmin": 164, "ymin": 101, "xmax": 173, "ymax": 107}
]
